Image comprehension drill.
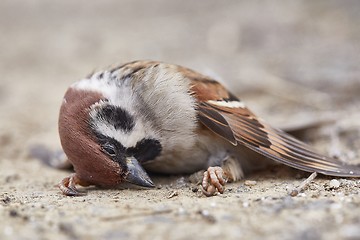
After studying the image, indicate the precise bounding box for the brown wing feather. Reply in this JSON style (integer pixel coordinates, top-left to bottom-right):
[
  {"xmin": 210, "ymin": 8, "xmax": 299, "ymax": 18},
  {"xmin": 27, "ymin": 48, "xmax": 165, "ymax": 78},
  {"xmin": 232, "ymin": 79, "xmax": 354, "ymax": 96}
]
[
  {"xmin": 187, "ymin": 73, "xmax": 360, "ymax": 177},
  {"xmin": 197, "ymin": 103, "xmax": 237, "ymax": 145}
]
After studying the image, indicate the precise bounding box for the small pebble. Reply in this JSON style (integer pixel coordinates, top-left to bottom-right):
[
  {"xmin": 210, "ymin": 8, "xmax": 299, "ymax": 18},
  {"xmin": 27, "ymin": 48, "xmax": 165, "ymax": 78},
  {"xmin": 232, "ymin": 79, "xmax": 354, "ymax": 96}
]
[
  {"xmin": 201, "ymin": 210, "xmax": 210, "ymax": 216},
  {"xmin": 2, "ymin": 196, "xmax": 11, "ymax": 204},
  {"xmin": 191, "ymin": 187, "xmax": 198, "ymax": 193},
  {"xmin": 329, "ymin": 179, "xmax": 340, "ymax": 189},
  {"xmin": 9, "ymin": 210, "xmax": 19, "ymax": 217},
  {"xmin": 198, "ymin": 210, "xmax": 216, "ymax": 223},
  {"xmin": 244, "ymin": 180, "xmax": 257, "ymax": 186},
  {"xmin": 177, "ymin": 207, "xmax": 187, "ymax": 215},
  {"xmin": 298, "ymin": 193, "xmax": 306, "ymax": 197}
]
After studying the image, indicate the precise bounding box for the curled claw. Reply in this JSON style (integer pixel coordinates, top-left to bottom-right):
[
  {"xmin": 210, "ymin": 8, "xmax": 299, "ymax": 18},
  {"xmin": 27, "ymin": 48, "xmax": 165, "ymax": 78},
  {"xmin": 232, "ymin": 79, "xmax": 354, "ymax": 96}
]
[
  {"xmin": 201, "ymin": 166, "xmax": 228, "ymax": 197},
  {"xmin": 58, "ymin": 174, "xmax": 87, "ymax": 196}
]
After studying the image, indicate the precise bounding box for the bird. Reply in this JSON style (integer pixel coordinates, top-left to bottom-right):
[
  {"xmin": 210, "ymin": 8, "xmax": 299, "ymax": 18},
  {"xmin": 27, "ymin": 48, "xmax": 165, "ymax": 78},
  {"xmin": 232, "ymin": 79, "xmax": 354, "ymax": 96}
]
[{"xmin": 57, "ymin": 60, "xmax": 360, "ymax": 196}]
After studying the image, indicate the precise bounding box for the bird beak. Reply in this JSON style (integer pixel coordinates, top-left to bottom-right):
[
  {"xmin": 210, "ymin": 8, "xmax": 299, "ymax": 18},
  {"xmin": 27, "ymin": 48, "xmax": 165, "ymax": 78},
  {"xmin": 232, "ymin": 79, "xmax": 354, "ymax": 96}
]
[{"xmin": 124, "ymin": 157, "xmax": 155, "ymax": 188}]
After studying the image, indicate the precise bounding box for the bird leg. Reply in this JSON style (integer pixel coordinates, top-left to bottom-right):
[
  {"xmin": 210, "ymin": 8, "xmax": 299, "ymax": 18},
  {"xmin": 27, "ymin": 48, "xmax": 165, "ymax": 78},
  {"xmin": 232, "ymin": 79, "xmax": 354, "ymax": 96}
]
[
  {"xmin": 202, "ymin": 155, "xmax": 244, "ymax": 196},
  {"xmin": 58, "ymin": 173, "xmax": 88, "ymax": 196}
]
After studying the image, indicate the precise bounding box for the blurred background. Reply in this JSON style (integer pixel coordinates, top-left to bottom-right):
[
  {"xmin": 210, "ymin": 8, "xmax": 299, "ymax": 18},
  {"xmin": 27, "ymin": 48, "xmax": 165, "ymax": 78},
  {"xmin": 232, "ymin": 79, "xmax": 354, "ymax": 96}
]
[
  {"xmin": 0, "ymin": 0, "xmax": 360, "ymax": 154},
  {"xmin": 1, "ymin": 1, "xmax": 360, "ymax": 239},
  {"xmin": 1, "ymin": 0, "xmax": 360, "ymax": 160}
]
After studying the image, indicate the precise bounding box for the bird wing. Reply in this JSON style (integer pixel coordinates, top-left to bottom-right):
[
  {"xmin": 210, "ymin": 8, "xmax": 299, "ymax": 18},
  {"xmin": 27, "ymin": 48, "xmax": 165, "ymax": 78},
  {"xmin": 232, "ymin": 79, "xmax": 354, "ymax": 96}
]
[{"xmin": 187, "ymin": 72, "xmax": 360, "ymax": 177}]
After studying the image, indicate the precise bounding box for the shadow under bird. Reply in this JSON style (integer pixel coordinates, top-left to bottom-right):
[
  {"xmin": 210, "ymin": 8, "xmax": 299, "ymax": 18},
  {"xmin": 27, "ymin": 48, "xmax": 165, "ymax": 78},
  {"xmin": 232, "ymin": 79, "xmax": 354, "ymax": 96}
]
[{"xmin": 56, "ymin": 60, "xmax": 360, "ymax": 196}]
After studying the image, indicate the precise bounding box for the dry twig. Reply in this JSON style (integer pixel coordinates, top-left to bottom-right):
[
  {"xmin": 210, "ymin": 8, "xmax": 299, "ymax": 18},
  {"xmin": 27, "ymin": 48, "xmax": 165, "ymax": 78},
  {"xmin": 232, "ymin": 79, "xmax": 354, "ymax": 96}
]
[{"xmin": 289, "ymin": 172, "xmax": 318, "ymax": 197}]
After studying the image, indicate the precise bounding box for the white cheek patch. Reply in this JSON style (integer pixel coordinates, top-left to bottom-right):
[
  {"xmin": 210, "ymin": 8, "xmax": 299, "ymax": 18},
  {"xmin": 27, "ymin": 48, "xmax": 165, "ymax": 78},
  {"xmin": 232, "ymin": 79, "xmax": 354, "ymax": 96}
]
[
  {"xmin": 93, "ymin": 121, "xmax": 150, "ymax": 148},
  {"xmin": 90, "ymin": 106, "xmax": 158, "ymax": 148},
  {"xmin": 208, "ymin": 100, "xmax": 246, "ymax": 108}
]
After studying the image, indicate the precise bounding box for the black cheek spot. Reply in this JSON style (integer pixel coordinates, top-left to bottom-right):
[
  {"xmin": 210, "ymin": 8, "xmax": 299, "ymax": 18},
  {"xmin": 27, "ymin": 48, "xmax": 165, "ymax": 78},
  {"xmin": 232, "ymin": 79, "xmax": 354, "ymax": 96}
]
[
  {"xmin": 98, "ymin": 105, "xmax": 135, "ymax": 132},
  {"xmin": 130, "ymin": 139, "xmax": 162, "ymax": 163}
]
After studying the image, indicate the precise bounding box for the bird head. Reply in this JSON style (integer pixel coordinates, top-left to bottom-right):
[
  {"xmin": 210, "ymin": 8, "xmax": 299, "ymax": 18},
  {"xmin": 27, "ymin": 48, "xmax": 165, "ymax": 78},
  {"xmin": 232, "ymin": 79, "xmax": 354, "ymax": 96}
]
[{"xmin": 58, "ymin": 71, "xmax": 161, "ymax": 188}]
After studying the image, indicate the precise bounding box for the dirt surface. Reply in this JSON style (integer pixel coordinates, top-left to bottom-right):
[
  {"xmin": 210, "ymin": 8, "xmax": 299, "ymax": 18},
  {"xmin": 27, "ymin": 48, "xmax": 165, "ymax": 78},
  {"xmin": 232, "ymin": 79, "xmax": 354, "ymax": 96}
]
[{"xmin": 1, "ymin": 1, "xmax": 360, "ymax": 239}]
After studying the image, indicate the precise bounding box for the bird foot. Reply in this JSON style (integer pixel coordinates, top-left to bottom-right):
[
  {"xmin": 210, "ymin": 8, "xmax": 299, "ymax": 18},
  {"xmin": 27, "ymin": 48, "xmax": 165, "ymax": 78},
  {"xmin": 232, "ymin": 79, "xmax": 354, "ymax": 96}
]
[
  {"xmin": 58, "ymin": 174, "xmax": 87, "ymax": 196},
  {"xmin": 201, "ymin": 166, "xmax": 228, "ymax": 197}
]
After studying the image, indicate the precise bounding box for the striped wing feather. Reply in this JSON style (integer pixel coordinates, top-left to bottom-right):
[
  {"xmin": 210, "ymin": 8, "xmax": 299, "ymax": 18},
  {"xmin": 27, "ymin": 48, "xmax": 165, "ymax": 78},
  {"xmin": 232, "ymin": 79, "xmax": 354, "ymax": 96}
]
[{"xmin": 188, "ymin": 76, "xmax": 360, "ymax": 177}]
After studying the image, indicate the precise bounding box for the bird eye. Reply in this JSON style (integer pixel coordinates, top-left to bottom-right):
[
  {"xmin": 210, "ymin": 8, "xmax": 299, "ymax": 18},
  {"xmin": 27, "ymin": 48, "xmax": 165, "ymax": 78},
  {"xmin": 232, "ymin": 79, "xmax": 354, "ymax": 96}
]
[{"xmin": 102, "ymin": 143, "xmax": 117, "ymax": 156}]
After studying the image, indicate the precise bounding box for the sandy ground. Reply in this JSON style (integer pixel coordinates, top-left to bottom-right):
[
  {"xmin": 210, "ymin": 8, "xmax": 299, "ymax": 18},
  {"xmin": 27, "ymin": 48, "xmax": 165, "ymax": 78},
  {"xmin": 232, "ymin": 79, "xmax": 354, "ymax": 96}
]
[{"xmin": 1, "ymin": 1, "xmax": 360, "ymax": 239}]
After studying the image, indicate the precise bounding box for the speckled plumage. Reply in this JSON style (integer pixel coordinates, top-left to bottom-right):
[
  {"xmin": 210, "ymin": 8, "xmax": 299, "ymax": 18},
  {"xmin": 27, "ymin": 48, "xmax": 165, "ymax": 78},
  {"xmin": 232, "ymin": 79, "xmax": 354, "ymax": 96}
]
[{"xmin": 58, "ymin": 60, "xmax": 360, "ymax": 196}]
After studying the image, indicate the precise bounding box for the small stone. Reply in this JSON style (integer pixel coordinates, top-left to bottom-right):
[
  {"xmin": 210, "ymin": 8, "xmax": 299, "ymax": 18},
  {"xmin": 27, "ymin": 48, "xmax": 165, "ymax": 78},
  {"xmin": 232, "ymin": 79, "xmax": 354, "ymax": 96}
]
[
  {"xmin": 191, "ymin": 187, "xmax": 198, "ymax": 193},
  {"xmin": 201, "ymin": 210, "xmax": 210, "ymax": 216},
  {"xmin": 329, "ymin": 179, "xmax": 340, "ymax": 189},
  {"xmin": 244, "ymin": 180, "xmax": 257, "ymax": 186},
  {"xmin": 177, "ymin": 207, "xmax": 187, "ymax": 215},
  {"xmin": 1, "ymin": 196, "xmax": 11, "ymax": 204},
  {"xmin": 298, "ymin": 193, "xmax": 306, "ymax": 197},
  {"xmin": 9, "ymin": 210, "xmax": 18, "ymax": 217},
  {"xmin": 198, "ymin": 210, "xmax": 216, "ymax": 223},
  {"xmin": 289, "ymin": 189, "xmax": 299, "ymax": 197}
]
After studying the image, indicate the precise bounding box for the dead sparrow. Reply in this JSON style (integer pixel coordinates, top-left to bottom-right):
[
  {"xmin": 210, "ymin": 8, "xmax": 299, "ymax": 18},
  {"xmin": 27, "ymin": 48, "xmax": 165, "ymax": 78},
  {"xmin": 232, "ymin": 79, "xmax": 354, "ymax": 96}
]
[{"xmin": 57, "ymin": 60, "xmax": 360, "ymax": 196}]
